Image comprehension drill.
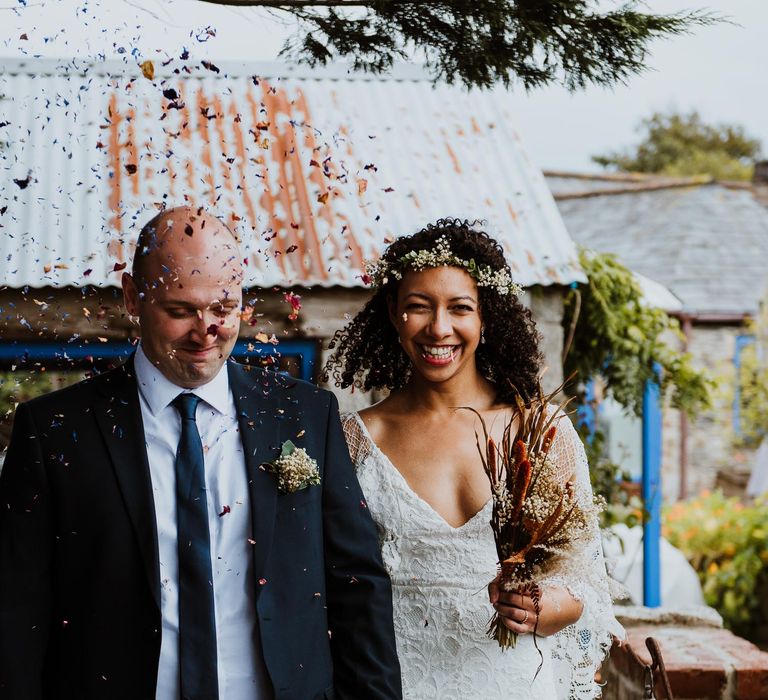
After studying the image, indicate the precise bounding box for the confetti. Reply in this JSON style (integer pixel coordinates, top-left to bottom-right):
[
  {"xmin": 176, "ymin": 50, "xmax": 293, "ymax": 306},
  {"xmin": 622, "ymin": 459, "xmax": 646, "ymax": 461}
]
[
  {"xmin": 283, "ymin": 292, "xmax": 302, "ymax": 321},
  {"xmin": 140, "ymin": 60, "xmax": 155, "ymax": 81}
]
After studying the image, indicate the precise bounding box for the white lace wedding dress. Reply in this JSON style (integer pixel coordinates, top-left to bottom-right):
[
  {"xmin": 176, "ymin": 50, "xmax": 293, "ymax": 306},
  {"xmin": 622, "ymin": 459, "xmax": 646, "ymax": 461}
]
[{"xmin": 342, "ymin": 411, "xmax": 623, "ymax": 700}]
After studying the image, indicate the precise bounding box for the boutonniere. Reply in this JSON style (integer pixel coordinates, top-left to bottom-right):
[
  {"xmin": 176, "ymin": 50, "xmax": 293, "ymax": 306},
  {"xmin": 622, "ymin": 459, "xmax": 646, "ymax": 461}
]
[{"xmin": 263, "ymin": 440, "xmax": 321, "ymax": 493}]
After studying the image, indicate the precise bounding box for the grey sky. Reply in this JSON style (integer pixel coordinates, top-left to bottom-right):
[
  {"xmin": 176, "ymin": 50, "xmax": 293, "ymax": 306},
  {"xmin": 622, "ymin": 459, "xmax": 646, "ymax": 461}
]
[{"xmin": 1, "ymin": 0, "xmax": 765, "ymax": 172}]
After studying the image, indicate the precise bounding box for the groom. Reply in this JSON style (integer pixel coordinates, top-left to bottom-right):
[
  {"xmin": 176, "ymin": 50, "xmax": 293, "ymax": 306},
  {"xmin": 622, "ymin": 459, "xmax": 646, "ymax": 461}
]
[{"xmin": 0, "ymin": 207, "xmax": 401, "ymax": 700}]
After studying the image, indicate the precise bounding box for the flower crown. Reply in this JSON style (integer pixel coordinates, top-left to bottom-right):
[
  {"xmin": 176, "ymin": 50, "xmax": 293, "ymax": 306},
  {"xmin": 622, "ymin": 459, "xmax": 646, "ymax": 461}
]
[{"xmin": 363, "ymin": 235, "xmax": 522, "ymax": 297}]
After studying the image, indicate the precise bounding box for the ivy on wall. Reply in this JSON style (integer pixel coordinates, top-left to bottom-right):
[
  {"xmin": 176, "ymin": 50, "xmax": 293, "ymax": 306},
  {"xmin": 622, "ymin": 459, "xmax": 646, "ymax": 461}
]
[
  {"xmin": 563, "ymin": 249, "xmax": 712, "ymax": 515},
  {"xmin": 563, "ymin": 248, "xmax": 712, "ymax": 418}
]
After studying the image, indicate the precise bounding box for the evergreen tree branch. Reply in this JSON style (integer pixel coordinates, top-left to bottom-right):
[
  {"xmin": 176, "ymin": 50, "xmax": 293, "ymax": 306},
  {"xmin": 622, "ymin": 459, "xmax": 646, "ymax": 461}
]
[{"xmin": 192, "ymin": 1, "xmax": 719, "ymax": 90}]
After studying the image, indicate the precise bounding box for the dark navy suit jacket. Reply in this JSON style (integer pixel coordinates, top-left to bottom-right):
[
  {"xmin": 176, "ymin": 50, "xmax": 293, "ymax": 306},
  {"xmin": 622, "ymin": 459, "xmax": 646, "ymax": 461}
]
[{"xmin": 0, "ymin": 357, "xmax": 402, "ymax": 700}]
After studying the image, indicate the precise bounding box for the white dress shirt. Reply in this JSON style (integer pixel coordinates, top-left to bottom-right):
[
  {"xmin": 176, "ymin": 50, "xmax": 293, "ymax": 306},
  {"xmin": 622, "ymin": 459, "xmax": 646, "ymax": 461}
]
[{"xmin": 134, "ymin": 346, "xmax": 273, "ymax": 699}]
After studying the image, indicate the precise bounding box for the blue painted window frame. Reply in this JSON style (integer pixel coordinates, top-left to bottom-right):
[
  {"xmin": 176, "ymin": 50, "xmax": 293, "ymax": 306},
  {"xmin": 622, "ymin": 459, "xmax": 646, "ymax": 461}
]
[{"xmin": 0, "ymin": 339, "xmax": 319, "ymax": 383}]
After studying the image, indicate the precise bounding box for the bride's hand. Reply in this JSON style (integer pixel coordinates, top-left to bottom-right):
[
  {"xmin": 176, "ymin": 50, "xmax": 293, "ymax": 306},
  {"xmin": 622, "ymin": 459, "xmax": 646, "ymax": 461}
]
[{"xmin": 488, "ymin": 579, "xmax": 584, "ymax": 637}]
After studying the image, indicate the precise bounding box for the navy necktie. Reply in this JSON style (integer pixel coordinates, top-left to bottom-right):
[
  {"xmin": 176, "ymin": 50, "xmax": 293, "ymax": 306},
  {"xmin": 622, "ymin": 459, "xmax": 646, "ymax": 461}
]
[{"xmin": 172, "ymin": 393, "xmax": 219, "ymax": 700}]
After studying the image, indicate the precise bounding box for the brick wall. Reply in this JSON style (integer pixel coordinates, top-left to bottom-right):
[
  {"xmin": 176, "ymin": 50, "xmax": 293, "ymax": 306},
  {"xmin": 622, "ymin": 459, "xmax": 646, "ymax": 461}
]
[
  {"xmin": 661, "ymin": 325, "xmax": 746, "ymax": 500},
  {"xmin": 603, "ymin": 624, "xmax": 768, "ymax": 699}
]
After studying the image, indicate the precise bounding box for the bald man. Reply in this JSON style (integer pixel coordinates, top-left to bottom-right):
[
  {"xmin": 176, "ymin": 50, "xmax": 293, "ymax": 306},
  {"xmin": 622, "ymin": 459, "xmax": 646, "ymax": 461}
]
[{"xmin": 0, "ymin": 208, "xmax": 401, "ymax": 700}]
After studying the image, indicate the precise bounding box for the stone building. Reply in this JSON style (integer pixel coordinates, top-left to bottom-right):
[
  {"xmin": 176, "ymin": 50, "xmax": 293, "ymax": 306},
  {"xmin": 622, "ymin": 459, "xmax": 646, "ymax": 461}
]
[
  {"xmin": 0, "ymin": 58, "xmax": 582, "ymax": 442},
  {"xmin": 546, "ymin": 171, "xmax": 768, "ymax": 499}
]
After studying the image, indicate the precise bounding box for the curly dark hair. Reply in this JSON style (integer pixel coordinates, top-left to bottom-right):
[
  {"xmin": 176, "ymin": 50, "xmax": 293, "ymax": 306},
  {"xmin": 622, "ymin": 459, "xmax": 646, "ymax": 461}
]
[{"xmin": 322, "ymin": 218, "xmax": 543, "ymax": 404}]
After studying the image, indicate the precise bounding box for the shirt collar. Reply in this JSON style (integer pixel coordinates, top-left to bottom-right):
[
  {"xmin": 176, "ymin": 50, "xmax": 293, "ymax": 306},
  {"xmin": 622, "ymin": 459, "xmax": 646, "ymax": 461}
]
[{"xmin": 134, "ymin": 344, "xmax": 231, "ymax": 417}]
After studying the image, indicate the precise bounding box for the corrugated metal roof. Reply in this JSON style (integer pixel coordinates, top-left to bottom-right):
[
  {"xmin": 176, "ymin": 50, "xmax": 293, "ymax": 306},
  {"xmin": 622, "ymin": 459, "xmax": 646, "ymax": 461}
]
[
  {"xmin": 548, "ymin": 173, "xmax": 768, "ymax": 315},
  {"xmin": 0, "ymin": 58, "xmax": 582, "ymax": 289}
]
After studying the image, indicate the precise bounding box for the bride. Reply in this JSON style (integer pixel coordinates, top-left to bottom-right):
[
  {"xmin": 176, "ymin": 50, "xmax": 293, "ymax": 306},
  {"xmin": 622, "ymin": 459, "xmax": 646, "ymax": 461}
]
[{"xmin": 323, "ymin": 219, "xmax": 623, "ymax": 699}]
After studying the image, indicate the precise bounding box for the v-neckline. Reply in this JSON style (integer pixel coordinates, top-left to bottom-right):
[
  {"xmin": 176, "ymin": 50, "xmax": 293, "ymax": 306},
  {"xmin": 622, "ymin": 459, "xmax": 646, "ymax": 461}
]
[{"xmin": 352, "ymin": 412, "xmax": 492, "ymax": 531}]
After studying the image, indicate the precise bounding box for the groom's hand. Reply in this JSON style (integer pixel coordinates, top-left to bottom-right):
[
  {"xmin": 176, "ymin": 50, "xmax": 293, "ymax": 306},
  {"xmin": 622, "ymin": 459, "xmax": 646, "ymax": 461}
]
[{"xmin": 488, "ymin": 579, "xmax": 539, "ymax": 635}]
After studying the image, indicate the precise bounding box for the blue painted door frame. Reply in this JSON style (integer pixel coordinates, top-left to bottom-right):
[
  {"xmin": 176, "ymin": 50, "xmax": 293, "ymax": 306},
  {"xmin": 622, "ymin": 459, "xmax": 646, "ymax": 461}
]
[
  {"xmin": 642, "ymin": 376, "xmax": 662, "ymax": 607},
  {"xmin": 581, "ymin": 375, "xmax": 662, "ymax": 607}
]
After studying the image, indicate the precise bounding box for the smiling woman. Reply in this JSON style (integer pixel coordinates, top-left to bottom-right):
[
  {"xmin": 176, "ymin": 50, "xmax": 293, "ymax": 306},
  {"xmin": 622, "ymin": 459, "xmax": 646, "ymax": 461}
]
[
  {"xmin": 393, "ymin": 266, "xmax": 484, "ymax": 379},
  {"xmin": 323, "ymin": 219, "xmax": 622, "ymax": 699},
  {"xmin": 323, "ymin": 218, "xmax": 541, "ymax": 404}
]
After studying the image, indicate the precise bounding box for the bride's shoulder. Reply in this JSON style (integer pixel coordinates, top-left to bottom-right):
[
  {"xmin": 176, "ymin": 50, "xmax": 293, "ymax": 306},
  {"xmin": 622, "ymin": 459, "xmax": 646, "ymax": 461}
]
[
  {"xmin": 341, "ymin": 400, "xmax": 395, "ymax": 464},
  {"xmin": 357, "ymin": 395, "xmax": 403, "ymax": 428}
]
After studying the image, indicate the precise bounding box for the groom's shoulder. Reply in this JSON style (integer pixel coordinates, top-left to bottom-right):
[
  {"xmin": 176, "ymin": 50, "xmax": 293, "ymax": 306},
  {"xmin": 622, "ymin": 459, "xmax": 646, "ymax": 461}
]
[
  {"xmin": 227, "ymin": 360, "xmax": 334, "ymax": 410},
  {"xmin": 21, "ymin": 361, "xmax": 131, "ymax": 414}
]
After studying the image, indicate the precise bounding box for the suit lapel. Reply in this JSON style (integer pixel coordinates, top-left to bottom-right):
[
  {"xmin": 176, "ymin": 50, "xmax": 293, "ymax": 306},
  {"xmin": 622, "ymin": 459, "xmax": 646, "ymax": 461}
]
[
  {"xmin": 93, "ymin": 357, "xmax": 161, "ymax": 610},
  {"xmin": 228, "ymin": 361, "xmax": 281, "ymax": 589}
]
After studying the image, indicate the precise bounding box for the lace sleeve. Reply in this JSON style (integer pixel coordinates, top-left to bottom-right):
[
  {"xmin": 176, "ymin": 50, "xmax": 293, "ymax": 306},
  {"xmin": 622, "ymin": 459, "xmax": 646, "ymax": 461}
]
[
  {"xmin": 542, "ymin": 410, "xmax": 625, "ymax": 700},
  {"xmin": 340, "ymin": 412, "xmax": 374, "ymax": 468}
]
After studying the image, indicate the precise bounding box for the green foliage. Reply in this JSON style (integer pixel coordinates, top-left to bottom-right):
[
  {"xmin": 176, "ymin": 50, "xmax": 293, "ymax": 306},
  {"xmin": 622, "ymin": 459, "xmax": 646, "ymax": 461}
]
[
  {"xmin": 0, "ymin": 370, "xmax": 54, "ymax": 417},
  {"xmin": 593, "ymin": 111, "xmax": 762, "ymax": 180},
  {"xmin": 563, "ymin": 249, "xmax": 712, "ymax": 418},
  {"xmin": 725, "ymin": 294, "xmax": 768, "ymax": 449},
  {"xmin": 0, "ymin": 371, "xmax": 82, "ymax": 450},
  {"xmin": 733, "ymin": 342, "xmax": 768, "ymax": 448},
  {"xmin": 726, "ymin": 296, "xmax": 768, "ymax": 448},
  {"xmin": 664, "ymin": 491, "xmax": 768, "ymax": 638},
  {"xmin": 200, "ymin": 1, "xmax": 715, "ymax": 90},
  {"xmin": 0, "ymin": 370, "xmax": 54, "ymax": 449}
]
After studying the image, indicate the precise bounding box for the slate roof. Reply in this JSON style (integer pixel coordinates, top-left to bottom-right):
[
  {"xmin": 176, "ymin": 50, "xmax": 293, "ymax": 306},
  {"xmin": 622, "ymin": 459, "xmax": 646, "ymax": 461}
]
[{"xmin": 546, "ymin": 173, "xmax": 768, "ymax": 316}]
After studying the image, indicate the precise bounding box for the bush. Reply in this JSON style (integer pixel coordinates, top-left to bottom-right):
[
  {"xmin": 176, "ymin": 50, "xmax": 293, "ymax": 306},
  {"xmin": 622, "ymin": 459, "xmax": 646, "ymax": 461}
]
[
  {"xmin": 664, "ymin": 491, "xmax": 768, "ymax": 638},
  {"xmin": 0, "ymin": 370, "xmax": 83, "ymax": 452}
]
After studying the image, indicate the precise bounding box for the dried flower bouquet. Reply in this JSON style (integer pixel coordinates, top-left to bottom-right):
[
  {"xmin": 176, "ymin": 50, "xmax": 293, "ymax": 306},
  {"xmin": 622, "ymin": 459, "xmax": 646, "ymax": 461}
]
[{"xmin": 465, "ymin": 381, "xmax": 601, "ymax": 650}]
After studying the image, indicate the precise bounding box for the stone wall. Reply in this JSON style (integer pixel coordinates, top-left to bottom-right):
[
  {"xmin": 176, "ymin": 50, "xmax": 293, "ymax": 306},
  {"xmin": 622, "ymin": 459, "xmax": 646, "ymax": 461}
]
[
  {"xmin": 0, "ymin": 284, "xmax": 567, "ymax": 414},
  {"xmin": 660, "ymin": 324, "xmax": 743, "ymax": 500}
]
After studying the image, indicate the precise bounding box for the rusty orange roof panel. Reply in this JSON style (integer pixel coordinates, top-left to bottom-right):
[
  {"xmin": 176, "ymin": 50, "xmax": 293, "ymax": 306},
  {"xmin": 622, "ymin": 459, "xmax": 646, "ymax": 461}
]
[{"xmin": 0, "ymin": 59, "xmax": 584, "ymax": 289}]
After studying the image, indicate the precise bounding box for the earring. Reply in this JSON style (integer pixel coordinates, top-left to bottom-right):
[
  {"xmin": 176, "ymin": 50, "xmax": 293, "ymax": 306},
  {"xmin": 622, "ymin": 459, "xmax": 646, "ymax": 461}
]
[{"xmin": 480, "ymin": 325, "xmax": 486, "ymax": 344}]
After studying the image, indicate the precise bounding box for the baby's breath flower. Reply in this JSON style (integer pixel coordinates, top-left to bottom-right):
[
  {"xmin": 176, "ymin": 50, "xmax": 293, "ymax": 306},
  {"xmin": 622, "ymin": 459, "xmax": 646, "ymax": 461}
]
[
  {"xmin": 265, "ymin": 440, "xmax": 321, "ymax": 493},
  {"xmin": 363, "ymin": 235, "xmax": 522, "ymax": 297}
]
